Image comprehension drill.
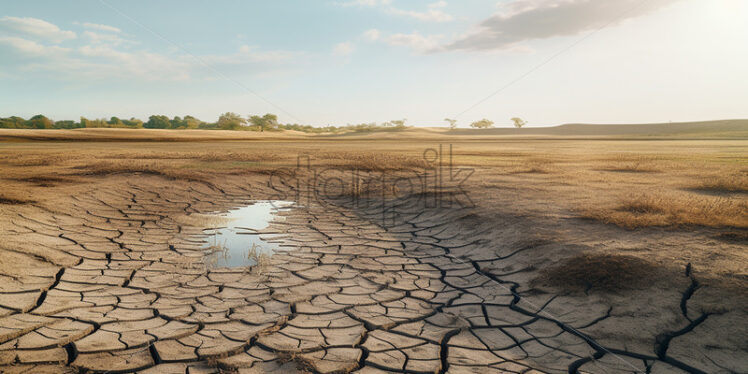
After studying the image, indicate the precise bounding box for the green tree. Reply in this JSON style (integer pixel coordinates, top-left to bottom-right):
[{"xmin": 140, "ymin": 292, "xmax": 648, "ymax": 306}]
[
  {"xmin": 511, "ymin": 117, "xmax": 527, "ymax": 128},
  {"xmin": 144, "ymin": 115, "xmax": 171, "ymax": 129},
  {"xmin": 248, "ymin": 113, "xmax": 278, "ymax": 132},
  {"xmin": 199, "ymin": 121, "xmax": 219, "ymax": 129},
  {"xmin": 0, "ymin": 116, "xmax": 26, "ymax": 129},
  {"xmin": 470, "ymin": 119, "xmax": 494, "ymax": 129},
  {"xmin": 54, "ymin": 120, "xmax": 77, "ymax": 129},
  {"xmin": 108, "ymin": 117, "xmax": 125, "ymax": 127},
  {"xmin": 170, "ymin": 116, "xmax": 187, "ymax": 129},
  {"xmin": 80, "ymin": 117, "xmax": 107, "ymax": 128},
  {"xmin": 123, "ymin": 118, "xmax": 143, "ymax": 128},
  {"xmin": 444, "ymin": 118, "xmax": 457, "ymax": 129},
  {"xmin": 217, "ymin": 112, "xmax": 246, "ymax": 130},
  {"xmin": 27, "ymin": 115, "xmax": 54, "ymax": 129},
  {"xmin": 184, "ymin": 115, "xmax": 202, "ymax": 129}
]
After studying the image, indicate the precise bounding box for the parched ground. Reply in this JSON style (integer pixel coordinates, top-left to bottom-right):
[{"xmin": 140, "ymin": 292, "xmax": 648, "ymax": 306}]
[{"xmin": 0, "ymin": 135, "xmax": 746, "ymax": 373}]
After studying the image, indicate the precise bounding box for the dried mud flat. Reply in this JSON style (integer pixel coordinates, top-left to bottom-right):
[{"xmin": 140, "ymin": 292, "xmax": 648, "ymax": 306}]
[{"xmin": 0, "ymin": 174, "xmax": 745, "ymax": 374}]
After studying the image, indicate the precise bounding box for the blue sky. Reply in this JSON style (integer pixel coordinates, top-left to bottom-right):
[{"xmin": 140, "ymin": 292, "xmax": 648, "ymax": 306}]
[{"xmin": 1, "ymin": 0, "xmax": 746, "ymax": 126}]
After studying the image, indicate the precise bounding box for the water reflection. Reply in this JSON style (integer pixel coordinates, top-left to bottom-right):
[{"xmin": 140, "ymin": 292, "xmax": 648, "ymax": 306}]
[{"xmin": 202, "ymin": 201, "xmax": 294, "ymax": 269}]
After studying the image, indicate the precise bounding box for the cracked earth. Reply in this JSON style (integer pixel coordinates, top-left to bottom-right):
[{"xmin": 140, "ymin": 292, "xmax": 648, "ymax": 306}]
[{"xmin": 0, "ymin": 174, "xmax": 745, "ymax": 374}]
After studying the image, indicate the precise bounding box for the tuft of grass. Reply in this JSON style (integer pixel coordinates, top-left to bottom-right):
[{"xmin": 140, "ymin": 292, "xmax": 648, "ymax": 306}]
[
  {"xmin": 498, "ymin": 159, "xmax": 558, "ymax": 174},
  {"xmin": 582, "ymin": 193, "xmax": 748, "ymax": 229},
  {"xmin": 315, "ymin": 151, "xmax": 428, "ymax": 171},
  {"xmin": 533, "ymin": 253, "xmax": 665, "ymax": 294},
  {"xmin": 690, "ymin": 174, "xmax": 748, "ymax": 194},
  {"xmin": 598, "ymin": 154, "xmax": 661, "ymax": 173},
  {"xmin": 616, "ymin": 198, "xmax": 666, "ymax": 214}
]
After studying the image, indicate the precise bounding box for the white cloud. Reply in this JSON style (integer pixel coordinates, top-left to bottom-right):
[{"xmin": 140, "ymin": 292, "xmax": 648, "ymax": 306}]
[
  {"xmin": 386, "ymin": 32, "xmax": 442, "ymax": 53},
  {"xmin": 0, "ymin": 36, "xmax": 70, "ymax": 57},
  {"xmin": 0, "ymin": 16, "xmax": 76, "ymax": 43},
  {"xmin": 0, "ymin": 18, "xmax": 301, "ymax": 82},
  {"xmin": 333, "ymin": 41, "xmax": 355, "ymax": 56},
  {"xmin": 447, "ymin": 0, "xmax": 683, "ymax": 51},
  {"xmin": 335, "ymin": 0, "xmax": 453, "ymax": 22},
  {"xmin": 363, "ymin": 29, "xmax": 381, "ymax": 41},
  {"xmin": 387, "ymin": 1, "xmax": 453, "ymax": 22},
  {"xmin": 76, "ymin": 22, "xmax": 122, "ymax": 33},
  {"xmin": 212, "ymin": 45, "xmax": 301, "ymax": 65},
  {"xmin": 83, "ymin": 31, "xmax": 135, "ymax": 47},
  {"xmin": 362, "ymin": 29, "xmax": 443, "ymax": 53}
]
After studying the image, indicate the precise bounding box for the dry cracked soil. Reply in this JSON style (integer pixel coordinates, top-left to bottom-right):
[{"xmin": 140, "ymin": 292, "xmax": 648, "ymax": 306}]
[{"xmin": 0, "ymin": 173, "xmax": 745, "ymax": 374}]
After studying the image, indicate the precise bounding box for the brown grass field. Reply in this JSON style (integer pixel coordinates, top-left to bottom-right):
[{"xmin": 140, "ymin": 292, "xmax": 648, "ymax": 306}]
[{"xmin": 0, "ymin": 126, "xmax": 746, "ymax": 373}]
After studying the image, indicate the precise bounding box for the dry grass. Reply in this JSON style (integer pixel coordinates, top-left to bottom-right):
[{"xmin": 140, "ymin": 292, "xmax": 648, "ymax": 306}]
[
  {"xmin": 582, "ymin": 192, "xmax": 747, "ymax": 229},
  {"xmin": 597, "ymin": 154, "xmax": 662, "ymax": 173},
  {"xmin": 691, "ymin": 174, "xmax": 748, "ymax": 194},
  {"xmin": 315, "ymin": 151, "xmax": 428, "ymax": 171},
  {"xmin": 502, "ymin": 160, "xmax": 557, "ymax": 174},
  {"xmin": 0, "ymin": 134, "xmax": 745, "ymax": 232}
]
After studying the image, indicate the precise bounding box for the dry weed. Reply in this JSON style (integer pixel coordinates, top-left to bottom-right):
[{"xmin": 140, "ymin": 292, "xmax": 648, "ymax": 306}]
[
  {"xmin": 691, "ymin": 174, "xmax": 748, "ymax": 193},
  {"xmin": 582, "ymin": 192, "xmax": 748, "ymax": 229}
]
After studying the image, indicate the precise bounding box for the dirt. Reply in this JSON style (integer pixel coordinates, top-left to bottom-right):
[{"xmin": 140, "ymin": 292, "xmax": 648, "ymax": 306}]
[{"xmin": 0, "ymin": 170, "xmax": 745, "ymax": 374}]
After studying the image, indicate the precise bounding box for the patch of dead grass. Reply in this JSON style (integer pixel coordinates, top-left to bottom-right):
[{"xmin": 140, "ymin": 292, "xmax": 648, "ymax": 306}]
[
  {"xmin": 690, "ymin": 174, "xmax": 748, "ymax": 194},
  {"xmin": 598, "ymin": 155, "xmax": 661, "ymax": 173},
  {"xmin": 315, "ymin": 151, "xmax": 427, "ymax": 171},
  {"xmin": 582, "ymin": 192, "xmax": 748, "ymax": 229}
]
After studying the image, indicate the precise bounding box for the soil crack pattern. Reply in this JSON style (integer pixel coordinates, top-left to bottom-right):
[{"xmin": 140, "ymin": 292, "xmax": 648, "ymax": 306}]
[{"xmin": 0, "ymin": 176, "xmax": 743, "ymax": 373}]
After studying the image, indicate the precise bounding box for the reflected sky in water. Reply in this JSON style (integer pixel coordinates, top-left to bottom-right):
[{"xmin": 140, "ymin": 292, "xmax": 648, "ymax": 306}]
[{"xmin": 202, "ymin": 201, "xmax": 293, "ymax": 269}]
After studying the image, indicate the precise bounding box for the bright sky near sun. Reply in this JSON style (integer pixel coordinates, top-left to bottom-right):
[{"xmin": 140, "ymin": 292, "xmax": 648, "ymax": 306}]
[{"xmin": 1, "ymin": 0, "xmax": 746, "ymax": 127}]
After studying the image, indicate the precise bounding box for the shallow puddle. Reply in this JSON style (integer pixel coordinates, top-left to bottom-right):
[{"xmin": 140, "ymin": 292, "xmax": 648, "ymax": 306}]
[{"xmin": 202, "ymin": 201, "xmax": 294, "ymax": 269}]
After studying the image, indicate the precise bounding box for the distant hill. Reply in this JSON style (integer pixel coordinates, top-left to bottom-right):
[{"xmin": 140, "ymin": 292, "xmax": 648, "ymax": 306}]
[{"xmin": 444, "ymin": 119, "xmax": 748, "ymax": 138}]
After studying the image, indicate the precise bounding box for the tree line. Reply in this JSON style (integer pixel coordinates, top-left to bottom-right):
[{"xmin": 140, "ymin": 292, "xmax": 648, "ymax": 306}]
[
  {"xmin": 443, "ymin": 117, "xmax": 527, "ymax": 129},
  {"xmin": 0, "ymin": 113, "xmax": 411, "ymax": 133},
  {"xmin": 1, "ymin": 113, "xmax": 527, "ymax": 131}
]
